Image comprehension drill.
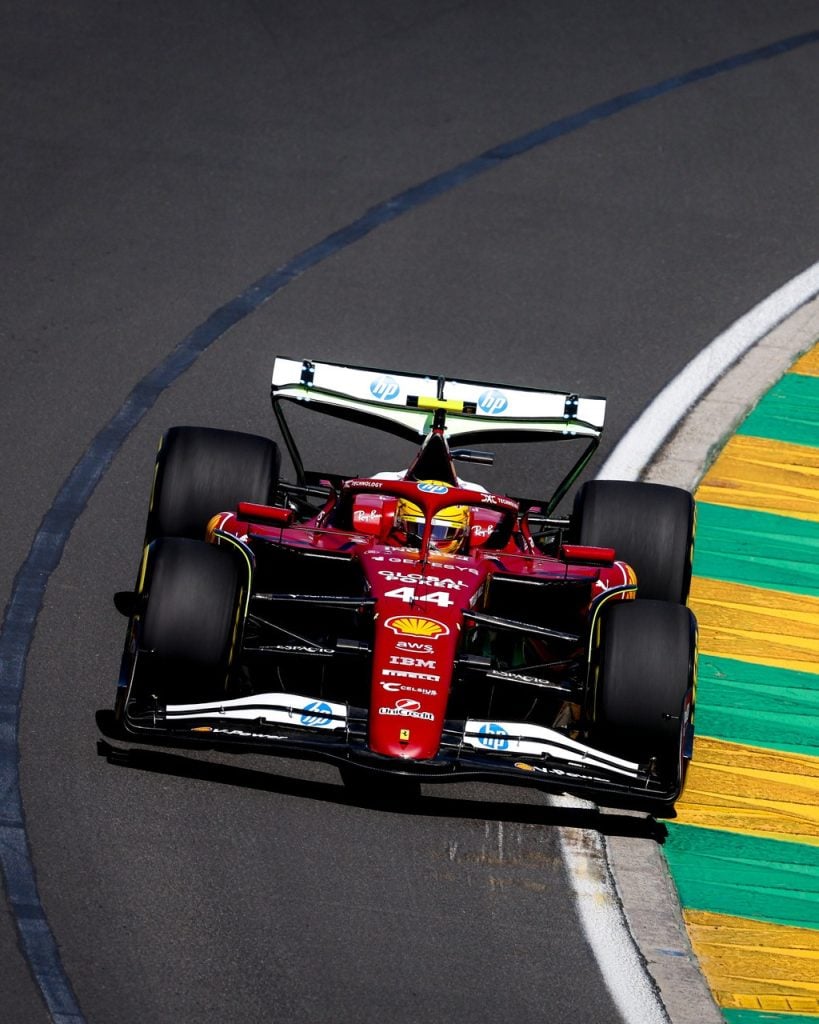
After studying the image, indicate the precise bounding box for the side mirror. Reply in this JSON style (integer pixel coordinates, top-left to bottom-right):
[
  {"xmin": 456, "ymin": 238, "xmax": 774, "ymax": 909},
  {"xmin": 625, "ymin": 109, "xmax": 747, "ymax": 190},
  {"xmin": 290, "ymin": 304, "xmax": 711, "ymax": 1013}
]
[{"xmin": 451, "ymin": 448, "xmax": 495, "ymax": 466}]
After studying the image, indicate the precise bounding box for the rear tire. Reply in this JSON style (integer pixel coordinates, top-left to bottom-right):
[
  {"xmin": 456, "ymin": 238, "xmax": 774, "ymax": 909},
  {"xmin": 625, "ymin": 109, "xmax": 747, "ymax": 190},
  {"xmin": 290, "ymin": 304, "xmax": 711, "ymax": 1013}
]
[
  {"xmin": 594, "ymin": 600, "xmax": 696, "ymax": 793},
  {"xmin": 572, "ymin": 480, "xmax": 694, "ymax": 603},
  {"xmin": 146, "ymin": 425, "xmax": 280, "ymax": 541},
  {"xmin": 141, "ymin": 538, "xmax": 244, "ymax": 701}
]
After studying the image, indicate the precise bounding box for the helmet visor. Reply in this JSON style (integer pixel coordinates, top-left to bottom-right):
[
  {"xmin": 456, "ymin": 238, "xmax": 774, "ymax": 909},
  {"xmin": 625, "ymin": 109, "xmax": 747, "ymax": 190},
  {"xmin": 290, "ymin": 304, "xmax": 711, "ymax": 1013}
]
[{"xmin": 429, "ymin": 521, "xmax": 464, "ymax": 549}]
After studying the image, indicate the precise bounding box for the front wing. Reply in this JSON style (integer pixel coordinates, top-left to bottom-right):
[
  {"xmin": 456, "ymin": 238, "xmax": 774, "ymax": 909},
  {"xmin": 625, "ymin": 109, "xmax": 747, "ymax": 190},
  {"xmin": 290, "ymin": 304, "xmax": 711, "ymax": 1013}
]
[{"xmin": 117, "ymin": 690, "xmax": 682, "ymax": 807}]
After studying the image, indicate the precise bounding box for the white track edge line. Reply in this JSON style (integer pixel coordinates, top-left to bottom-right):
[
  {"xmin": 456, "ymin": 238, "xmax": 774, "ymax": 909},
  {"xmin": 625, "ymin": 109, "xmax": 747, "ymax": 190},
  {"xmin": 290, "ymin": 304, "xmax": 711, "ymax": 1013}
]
[{"xmin": 553, "ymin": 795, "xmax": 671, "ymax": 1024}]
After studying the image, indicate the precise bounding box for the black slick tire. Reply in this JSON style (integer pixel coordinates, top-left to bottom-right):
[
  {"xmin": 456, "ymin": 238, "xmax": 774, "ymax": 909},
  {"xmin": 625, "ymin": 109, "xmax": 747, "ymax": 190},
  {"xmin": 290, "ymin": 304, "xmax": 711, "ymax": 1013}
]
[
  {"xmin": 595, "ymin": 599, "xmax": 696, "ymax": 795},
  {"xmin": 572, "ymin": 480, "xmax": 694, "ymax": 603},
  {"xmin": 141, "ymin": 537, "xmax": 244, "ymax": 701},
  {"xmin": 146, "ymin": 425, "xmax": 280, "ymax": 542}
]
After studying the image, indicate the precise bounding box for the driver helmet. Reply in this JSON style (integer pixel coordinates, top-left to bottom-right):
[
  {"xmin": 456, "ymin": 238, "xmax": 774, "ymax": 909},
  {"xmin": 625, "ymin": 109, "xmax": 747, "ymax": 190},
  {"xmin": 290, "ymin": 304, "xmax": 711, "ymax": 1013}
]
[{"xmin": 396, "ymin": 482, "xmax": 469, "ymax": 554}]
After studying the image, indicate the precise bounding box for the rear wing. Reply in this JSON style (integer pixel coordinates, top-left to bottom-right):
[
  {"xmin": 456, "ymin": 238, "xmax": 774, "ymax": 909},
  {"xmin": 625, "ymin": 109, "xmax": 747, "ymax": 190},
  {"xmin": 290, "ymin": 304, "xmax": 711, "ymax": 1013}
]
[
  {"xmin": 271, "ymin": 357, "xmax": 606, "ymax": 444},
  {"xmin": 270, "ymin": 358, "xmax": 606, "ymax": 511}
]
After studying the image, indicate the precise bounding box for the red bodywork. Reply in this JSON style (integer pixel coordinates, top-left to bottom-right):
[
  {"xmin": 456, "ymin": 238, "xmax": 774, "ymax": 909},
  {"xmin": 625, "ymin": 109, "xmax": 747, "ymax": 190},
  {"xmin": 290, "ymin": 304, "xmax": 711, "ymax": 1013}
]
[{"xmin": 219, "ymin": 478, "xmax": 632, "ymax": 763}]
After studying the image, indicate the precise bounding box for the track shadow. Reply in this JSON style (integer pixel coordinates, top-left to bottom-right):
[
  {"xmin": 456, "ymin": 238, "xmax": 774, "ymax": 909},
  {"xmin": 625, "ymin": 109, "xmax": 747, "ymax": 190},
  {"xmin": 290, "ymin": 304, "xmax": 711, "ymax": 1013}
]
[{"xmin": 96, "ymin": 712, "xmax": 667, "ymax": 844}]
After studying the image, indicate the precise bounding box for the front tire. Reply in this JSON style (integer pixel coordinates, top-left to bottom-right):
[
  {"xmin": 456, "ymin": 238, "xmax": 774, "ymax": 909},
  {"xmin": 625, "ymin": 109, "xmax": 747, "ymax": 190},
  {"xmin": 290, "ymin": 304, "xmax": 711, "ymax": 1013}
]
[
  {"xmin": 146, "ymin": 425, "xmax": 280, "ymax": 542},
  {"xmin": 140, "ymin": 537, "xmax": 244, "ymax": 702},
  {"xmin": 594, "ymin": 599, "xmax": 696, "ymax": 796}
]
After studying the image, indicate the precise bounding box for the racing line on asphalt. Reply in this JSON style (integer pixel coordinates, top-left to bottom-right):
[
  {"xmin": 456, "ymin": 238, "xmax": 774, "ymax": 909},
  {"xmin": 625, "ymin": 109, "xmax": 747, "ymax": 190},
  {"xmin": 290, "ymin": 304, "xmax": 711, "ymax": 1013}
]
[{"xmin": 2, "ymin": 29, "xmax": 819, "ymax": 1023}]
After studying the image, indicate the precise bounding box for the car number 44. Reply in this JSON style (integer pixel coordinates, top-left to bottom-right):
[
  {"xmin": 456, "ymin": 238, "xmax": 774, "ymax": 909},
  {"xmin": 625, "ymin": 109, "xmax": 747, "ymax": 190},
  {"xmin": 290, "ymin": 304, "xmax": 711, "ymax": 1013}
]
[{"xmin": 383, "ymin": 586, "xmax": 454, "ymax": 608}]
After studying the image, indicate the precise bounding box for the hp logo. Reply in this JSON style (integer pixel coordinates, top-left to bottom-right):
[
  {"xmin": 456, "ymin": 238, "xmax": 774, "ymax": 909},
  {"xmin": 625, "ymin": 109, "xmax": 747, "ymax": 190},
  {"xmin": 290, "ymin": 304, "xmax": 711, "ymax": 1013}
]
[
  {"xmin": 300, "ymin": 701, "xmax": 333, "ymax": 727},
  {"xmin": 370, "ymin": 375, "xmax": 401, "ymax": 402},
  {"xmin": 478, "ymin": 723, "xmax": 509, "ymax": 750},
  {"xmin": 478, "ymin": 389, "xmax": 508, "ymax": 415}
]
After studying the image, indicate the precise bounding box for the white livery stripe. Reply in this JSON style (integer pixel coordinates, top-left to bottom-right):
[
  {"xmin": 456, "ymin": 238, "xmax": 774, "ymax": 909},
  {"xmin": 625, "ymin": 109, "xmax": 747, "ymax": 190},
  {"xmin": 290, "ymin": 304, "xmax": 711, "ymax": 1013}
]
[
  {"xmin": 463, "ymin": 719, "xmax": 640, "ymax": 776},
  {"xmin": 166, "ymin": 692, "xmax": 346, "ymax": 731}
]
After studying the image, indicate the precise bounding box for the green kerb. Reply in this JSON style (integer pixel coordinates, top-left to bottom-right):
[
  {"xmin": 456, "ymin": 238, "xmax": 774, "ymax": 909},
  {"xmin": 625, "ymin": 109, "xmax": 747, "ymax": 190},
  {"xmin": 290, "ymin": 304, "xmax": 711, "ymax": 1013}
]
[
  {"xmin": 663, "ymin": 823, "xmax": 819, "ymax": 931},
  {"xmin": 738, "ymin": 373, "xmax": 819, "ymax": 448},
  {"xmin": 696, "ymin": 655, "xmax": 819, "ymax": 755},
  {"xmin": 694, "ymin": 503, "xmax": 819, "ymax": 597},
  {"xmin": 722, "ymin": 1012, "xmax": 819, "ymax": 1024}
]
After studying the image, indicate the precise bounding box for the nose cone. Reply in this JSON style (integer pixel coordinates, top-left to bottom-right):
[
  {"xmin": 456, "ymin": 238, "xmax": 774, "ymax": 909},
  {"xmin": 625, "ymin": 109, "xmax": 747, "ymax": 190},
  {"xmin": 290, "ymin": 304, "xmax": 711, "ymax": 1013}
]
[
  {"xmin": 360, "ymin": 547, "xmax": 488, "ymax": 761},
  {"xmin": 368, "ymin": 606, "xmax": 456, "ymax": 761},
  {"xmin": 368, "ymin": 621, "xmax": 456, "ymax": 760}
]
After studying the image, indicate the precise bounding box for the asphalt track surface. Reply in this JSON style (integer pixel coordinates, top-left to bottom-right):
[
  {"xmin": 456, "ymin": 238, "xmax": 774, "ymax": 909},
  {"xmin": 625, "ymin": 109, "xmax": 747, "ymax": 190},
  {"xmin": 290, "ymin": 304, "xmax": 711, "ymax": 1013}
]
[{"xmin": 2, "ymin": 3, "xmax": 818, "ymax": 1022}]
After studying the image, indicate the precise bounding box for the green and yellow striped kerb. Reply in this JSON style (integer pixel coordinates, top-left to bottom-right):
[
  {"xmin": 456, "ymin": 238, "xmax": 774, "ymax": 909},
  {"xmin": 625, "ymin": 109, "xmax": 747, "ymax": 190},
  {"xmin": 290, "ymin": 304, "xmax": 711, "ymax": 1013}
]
[{"xmin": 664, "ymin": 342, "xmax": 819, "ymax": 1023}]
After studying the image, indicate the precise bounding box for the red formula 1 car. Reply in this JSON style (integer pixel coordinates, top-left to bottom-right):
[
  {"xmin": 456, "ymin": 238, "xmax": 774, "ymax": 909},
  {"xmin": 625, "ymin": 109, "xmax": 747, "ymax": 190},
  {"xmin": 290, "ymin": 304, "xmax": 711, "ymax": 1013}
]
[{"xmin": 109, "ymin": 358, "xmax": 697, "ymax": 811}]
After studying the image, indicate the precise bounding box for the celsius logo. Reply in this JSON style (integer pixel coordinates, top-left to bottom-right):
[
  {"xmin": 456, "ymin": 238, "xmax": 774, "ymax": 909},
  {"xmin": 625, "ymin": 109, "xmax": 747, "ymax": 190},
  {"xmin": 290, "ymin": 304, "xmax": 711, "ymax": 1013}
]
[
  {"xmin": 370, "ymin": 375, "xmax": 401, "ymax": 401},
  {"xmin": 418, "ymin": 482, "xmax": 448, "ymax": 494},
  {"xmin": 381, "ymin": 681, "xmax": 438, "ymax": 696},
  {"xmin": 478, "ymin": 389, "xmax": 508, "ymax": 415},
  {"xmin": 477, "ymin": 723, "xmax": 509, "ymax": 750},
  {"xmin": 300, "ymin": 701, "xmax": 333, "ymax": 727}
]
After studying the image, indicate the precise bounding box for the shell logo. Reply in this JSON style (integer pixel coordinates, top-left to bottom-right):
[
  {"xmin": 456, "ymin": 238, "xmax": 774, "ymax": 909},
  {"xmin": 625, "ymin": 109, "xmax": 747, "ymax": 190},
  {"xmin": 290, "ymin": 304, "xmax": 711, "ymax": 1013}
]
[{"xmin": 384, "ymin": 615, "xmax": 450, "ymax": 639}]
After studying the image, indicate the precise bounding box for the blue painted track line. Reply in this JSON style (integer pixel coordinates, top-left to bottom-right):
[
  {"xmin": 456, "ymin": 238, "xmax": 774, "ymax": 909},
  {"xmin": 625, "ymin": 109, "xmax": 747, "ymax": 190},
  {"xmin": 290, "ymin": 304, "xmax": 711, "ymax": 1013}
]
[{"xmin": 1, "ymin": 27, "xmax": 817, "ymax": 1023}]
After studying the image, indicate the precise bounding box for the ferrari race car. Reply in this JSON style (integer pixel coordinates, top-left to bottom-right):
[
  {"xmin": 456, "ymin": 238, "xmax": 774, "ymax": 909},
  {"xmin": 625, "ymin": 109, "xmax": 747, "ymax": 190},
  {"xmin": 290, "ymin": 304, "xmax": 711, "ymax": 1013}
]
[{"xmin": 109, "ymin": 358, "xmax": 697, "ymax": 811}]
